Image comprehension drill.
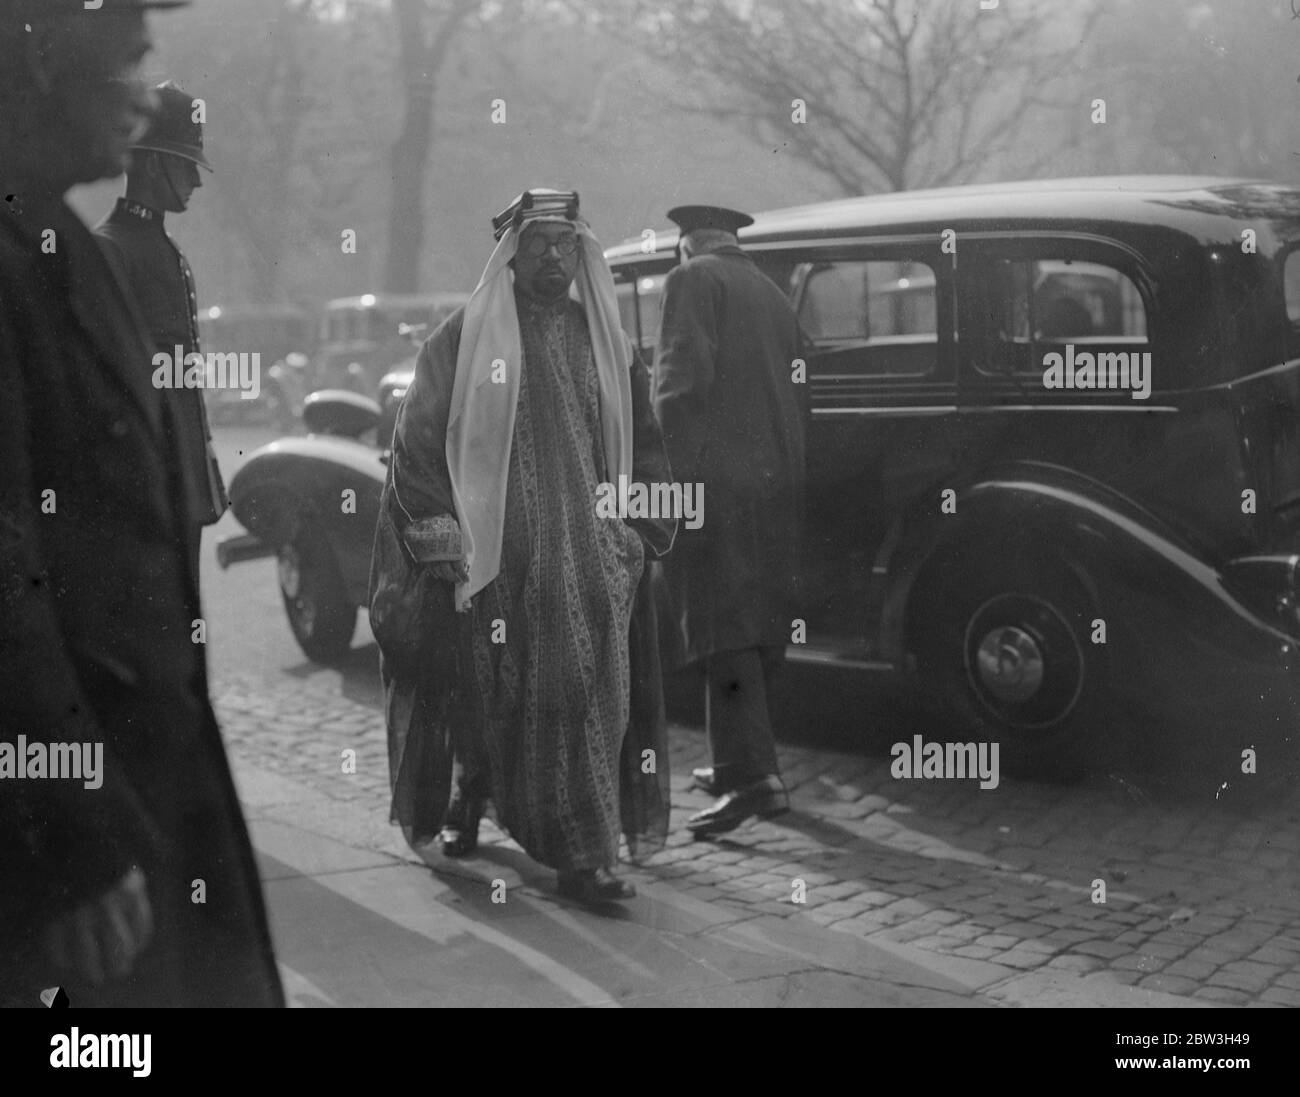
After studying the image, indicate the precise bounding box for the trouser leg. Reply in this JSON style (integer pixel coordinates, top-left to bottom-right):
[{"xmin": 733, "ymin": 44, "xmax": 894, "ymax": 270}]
[
  {"xmin": 760, "ymin": 644, "xmax": 785, "ymax": 741},
  {"xmin": 188, "ymin": 522, "xmax": 204, "ymax": 599},
  {"xmin": 705, "ymin": 646, "xmax": 782, "ymax": 787},
  {"xmin": 448, "ymin": 694, "xmax": 490, "ymax": 800}
]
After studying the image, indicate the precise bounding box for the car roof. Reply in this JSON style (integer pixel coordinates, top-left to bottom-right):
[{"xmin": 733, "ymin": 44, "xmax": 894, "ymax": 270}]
[
  {"xmin": 324, "ymin": 293, "xmax": 469, "ymax": 311},
  {"xmin": 200, "ymin": 304, "xmax": 310, "ymax": 320},
  {"xmin": 606, "ymin": 176, "xmax": 1300, "ymax": 260}
]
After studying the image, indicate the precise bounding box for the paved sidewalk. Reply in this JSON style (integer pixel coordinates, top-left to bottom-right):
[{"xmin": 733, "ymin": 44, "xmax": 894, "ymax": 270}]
[
  {"xmin": 239, "ymin": 761, "xmax": 988, "ymax": 1006},
  {"xmin": 213, "ymin": 667, "xmax": 1300, "ymax": 1007}
]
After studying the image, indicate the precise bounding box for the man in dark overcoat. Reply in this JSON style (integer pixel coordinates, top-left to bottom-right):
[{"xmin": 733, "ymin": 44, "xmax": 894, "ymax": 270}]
[
  {"xmin": 96, "ymin": 81, "xmax": 228, "ymax": 590},
  {"xmin": 652, "ymin": 205, "xmax": 807, "ymax": 837},
  {"xmin": 0, "ymin": 0, "xmax": 283, "ymax": 1007}
]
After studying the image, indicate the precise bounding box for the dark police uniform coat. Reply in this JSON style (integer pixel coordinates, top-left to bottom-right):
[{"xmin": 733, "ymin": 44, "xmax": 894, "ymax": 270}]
[
  {"xmin": 652, "ymin": 245, "xmax": 807, "ymax": 666},
  {"xmin": 0, "ymin": 194, "xmax": 282, "ymax": 1007},
  {"xmin": 95, "ymin": 198, "xmax": 228, "ymax": 542}
]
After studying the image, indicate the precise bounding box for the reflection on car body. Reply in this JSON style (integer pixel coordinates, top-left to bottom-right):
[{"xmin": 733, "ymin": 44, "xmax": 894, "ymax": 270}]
[{"xmin": 222, "ymin": 176, "xmax": 1300, "ymax": 787}]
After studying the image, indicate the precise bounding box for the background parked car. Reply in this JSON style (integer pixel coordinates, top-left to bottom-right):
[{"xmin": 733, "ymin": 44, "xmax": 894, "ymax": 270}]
[
  {"xmin": 216, "ymin": 315, "xmax": 445, "ymax": 661},
  {"xmin": 198, "ymin": 303, "xmax": 316, "ymax": 427},
  {"xmin": 312, "ymin": 292, "xmax": 468, "ymax": 395}
]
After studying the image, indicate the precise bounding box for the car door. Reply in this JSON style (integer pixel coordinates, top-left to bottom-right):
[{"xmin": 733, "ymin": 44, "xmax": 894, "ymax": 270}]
[
  {"xmin": 948, "ymin": 235, "xmax": 1258, "ymax": 550},
  {"xmin": 777, "ymin": 237, "xmax": 958, "ymax": 653}
]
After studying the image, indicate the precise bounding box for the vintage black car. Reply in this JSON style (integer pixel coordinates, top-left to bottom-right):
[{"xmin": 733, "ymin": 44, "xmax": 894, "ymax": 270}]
[
  {"xmin": 312, "ymin": 293, "xmax": 468, "ymax": 394},
  {"xmin": 221, "ymin": 177, "xmax": 1300, "ymax": 784}
]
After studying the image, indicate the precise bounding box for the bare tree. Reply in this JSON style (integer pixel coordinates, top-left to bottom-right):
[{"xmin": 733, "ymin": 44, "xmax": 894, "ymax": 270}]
[
  {"xmin": 1088, "ymin": 0, "xmax": 1300, "ymax": 181},
  {"xmin": 384, "ymin": 0, "xmax": 483, "ymax": 292},
  {"xmin": 159, "ymin": 0, "xmax": 324, "ymax": 301},
  {"xmin": 219, "ymin": 1, "xmax": 313, "ymax": 301},
  {"xmin": 155, "ymin": 0, "xmax": 402, "ymax": 302},
  {"xmin": 585, "ymin": 0, "xmax": 1101, "ymax": 195}
]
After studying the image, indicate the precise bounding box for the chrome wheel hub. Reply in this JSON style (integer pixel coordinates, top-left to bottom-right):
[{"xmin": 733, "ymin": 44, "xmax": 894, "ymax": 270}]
[
  {"xmin": 963, "ymin": 592, "xmax": 1086, "ymax": 730},
  {"xmin": 975, "ymin": 625, "xmax": 1044, "ymax": 703}
]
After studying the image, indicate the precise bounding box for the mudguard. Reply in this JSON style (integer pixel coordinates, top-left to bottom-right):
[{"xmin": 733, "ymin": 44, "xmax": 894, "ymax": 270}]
[
  {"xmin": 880, "ymin": 460, "xmax": 1300, "ymax": 766},
  {"xmin": 302, "ymin": 389, "xmax": 383, "ymax": 438},
  {"xmin": 227, "ymin": 435, "xmax": 387, "ymax": 607}
]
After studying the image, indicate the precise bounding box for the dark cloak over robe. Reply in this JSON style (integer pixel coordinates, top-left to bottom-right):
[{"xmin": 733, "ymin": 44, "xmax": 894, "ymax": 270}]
[{"xmin": 369, "ymin": 301, "xmax": 677, "ymax": 864}]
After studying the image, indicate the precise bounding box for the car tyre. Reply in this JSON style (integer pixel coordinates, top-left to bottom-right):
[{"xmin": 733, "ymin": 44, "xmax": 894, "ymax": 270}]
[
  {"xmin": 908, "ymin": 554, "xmax": 1112, "ymax": 781},
  {"xmin": 277, "ymin": 529, "xmax": 356, "ymax": 663}
]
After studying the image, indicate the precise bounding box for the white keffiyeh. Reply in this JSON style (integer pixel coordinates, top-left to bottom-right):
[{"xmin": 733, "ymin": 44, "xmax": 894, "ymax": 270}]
[{"xmin": 444, "ymin": 215, "xmax": 634, "ymax": 611}]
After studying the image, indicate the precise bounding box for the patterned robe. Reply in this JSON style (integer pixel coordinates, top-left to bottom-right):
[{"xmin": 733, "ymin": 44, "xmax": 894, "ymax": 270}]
[
  {"xmin": 464, "ymin": 294, "xmax": 645, "ymax": 870},
  {"xmin": 370, "ymin": 290, "xmax": 675, "ymax": 871}
]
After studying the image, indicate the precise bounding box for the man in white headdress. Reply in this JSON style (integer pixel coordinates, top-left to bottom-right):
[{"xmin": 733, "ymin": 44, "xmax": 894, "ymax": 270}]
[{"xmin": 369, "ymin": 190, "xmax": 676, "ymax": 904}]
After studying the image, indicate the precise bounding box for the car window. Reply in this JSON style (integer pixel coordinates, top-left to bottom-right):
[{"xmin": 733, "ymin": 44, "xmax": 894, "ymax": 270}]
[
  {"xmin": 616, "ymin": 282, "xmax": 638, "ymax": 344},
  {"xmin": 615, "ymin": 273, "xmax": 667, "ymax": 352},
  {"xmin": 323, "ymin": 312, "xmax": 352, "ymax": 344},
  {"xmin": 981, "ymin": 258, "xmax": 1148, "ymax": 376},
  {"xmin": 797, "ymin": 259, "xmax": 937, "ymax": 375},
  {"xmin": 637, "ymin": 275, "xmax": 666, "ymax": 348}
]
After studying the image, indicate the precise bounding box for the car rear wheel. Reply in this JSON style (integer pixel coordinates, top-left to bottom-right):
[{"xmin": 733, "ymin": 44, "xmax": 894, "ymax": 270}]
[
  {"xmin": 909, "ymin": 556, "xmax": 1111, "ymax": 781},
  {"xmin": 277, "ymin": 529, "xmax": 356, "ymax": 663}
]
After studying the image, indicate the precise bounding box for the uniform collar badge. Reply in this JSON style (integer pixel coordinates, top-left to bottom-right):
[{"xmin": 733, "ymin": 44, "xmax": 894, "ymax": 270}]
[{"xmin": 121, "ymin": 199, "xmax": 160, "ymax": 223}]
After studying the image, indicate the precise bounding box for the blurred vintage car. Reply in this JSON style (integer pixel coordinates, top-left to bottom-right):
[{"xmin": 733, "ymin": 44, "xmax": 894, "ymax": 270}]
[
  {"xmin": 312, "ymin": 292, "xmax": 469, "ymax": 395},
  {"xmin": 215, "ymin": 301, "xmax": 459, "ymax": 661},
  {"xmin": 220, "ymin": 177, "xmax": 1300, "ymax": 785},
  {"xmin": 197, "ymin": 303, "xmax": 316, "ymax": 428}
]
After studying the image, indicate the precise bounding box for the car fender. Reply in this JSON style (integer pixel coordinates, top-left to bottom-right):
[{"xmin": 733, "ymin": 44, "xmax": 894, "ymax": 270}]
[
  {"xmin": 228, "ymin": 435, "xmax": 387, "ymax": 606},
  {"xmin": 879, "ymin": 460, "xmax": 1298, "ymax": 678}
]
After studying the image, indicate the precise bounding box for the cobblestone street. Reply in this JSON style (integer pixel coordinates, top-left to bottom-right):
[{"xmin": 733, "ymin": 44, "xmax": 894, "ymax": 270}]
[
  {"xmin": 213, "ymin": 661, "xmax": 1300, "ymax": 1007},
  {"xmin": 198, "ymin": 428, "xmax": 1300, "ymax": 1008}
]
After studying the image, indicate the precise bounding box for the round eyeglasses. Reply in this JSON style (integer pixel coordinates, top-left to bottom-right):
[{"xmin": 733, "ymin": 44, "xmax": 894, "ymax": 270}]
[{"xmin": 521, "ymin": 232, "xmax": 578, "ymax": 258}]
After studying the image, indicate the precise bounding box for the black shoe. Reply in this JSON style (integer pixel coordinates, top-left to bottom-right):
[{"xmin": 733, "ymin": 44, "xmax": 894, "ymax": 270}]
[
  {"xmin": 557, "ymin": 866, "xmax": 637, "ymax": 904},
  {"xmin": 686, "ymin": 776, "xmax": 790, "ymax": 838},
  {"xmin": 439, "ymin": 789, "xmax": 485, "ymax": 858}
]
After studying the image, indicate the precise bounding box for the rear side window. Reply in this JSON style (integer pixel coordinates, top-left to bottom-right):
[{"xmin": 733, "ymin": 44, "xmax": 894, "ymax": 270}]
[
  {"xmin": 616, "ymin": 282, "xmax": 637, "ymax": 342},
  {"xmin": 797, "ymin": 259, "xmax": 937, "ymax": 375},
  {"xmin": 615, "ymin": 273, "xmax": 668, "ymax": 352},
  {"xmin": 636, "ymin": 274, "xmax": 666, "ymax": 348},
  {"xmin": 982, "ymin": 258, "xmax": 1148, "ymax": 375},
  {"xmin": 326, "ymin": 311, "xmax": 360, "ymax": 343},
  {"xmin": 366, "ymin": 311, "xmax": 396, "ymax": 342}
]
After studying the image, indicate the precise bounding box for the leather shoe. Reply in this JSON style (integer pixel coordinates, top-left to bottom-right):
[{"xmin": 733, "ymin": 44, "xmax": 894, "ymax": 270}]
[
  {"xmin": 439, "ymin": 789, "xmax": 485, "ymax": 858},
  {"xmin": 557, "ymin": 866, "xmax": 637, "ymax": 904},
  {"xmin": 687, "ymin": 775, "xmax": 789, "ymax": 838}
]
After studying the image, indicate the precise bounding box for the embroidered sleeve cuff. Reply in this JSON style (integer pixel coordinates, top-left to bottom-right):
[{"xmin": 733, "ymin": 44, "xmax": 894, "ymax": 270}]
[{"xmin": 402, "ymin": 514, "xmax": 463, "ymax": 563}]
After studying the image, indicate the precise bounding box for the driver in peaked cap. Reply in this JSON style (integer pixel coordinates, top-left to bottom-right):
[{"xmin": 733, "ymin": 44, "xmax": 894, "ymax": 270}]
[{"xmin": 652, "ymin": 203, "xmax": 809, "ymax": 838}]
